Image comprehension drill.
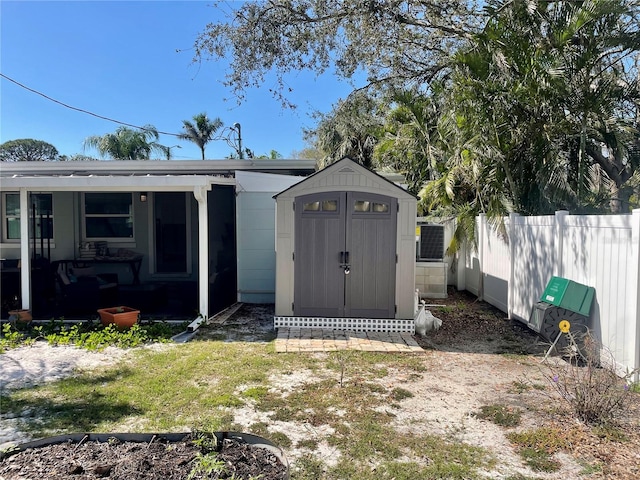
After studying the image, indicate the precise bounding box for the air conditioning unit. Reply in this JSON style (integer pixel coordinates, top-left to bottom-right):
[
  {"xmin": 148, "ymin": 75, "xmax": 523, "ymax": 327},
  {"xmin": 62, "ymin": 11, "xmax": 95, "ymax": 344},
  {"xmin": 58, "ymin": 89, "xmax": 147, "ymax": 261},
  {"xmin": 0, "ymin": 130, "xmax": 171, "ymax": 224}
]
[{"xmin": 416, "ymin": 223, "xmax": 444, "ymax": 261}]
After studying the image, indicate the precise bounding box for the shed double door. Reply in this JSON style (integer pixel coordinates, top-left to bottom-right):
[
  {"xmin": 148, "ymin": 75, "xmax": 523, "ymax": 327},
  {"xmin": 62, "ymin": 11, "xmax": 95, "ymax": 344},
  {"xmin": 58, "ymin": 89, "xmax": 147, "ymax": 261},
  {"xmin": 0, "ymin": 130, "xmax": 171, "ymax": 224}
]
[{"xmin": 294, "ymin": 191, "xmax": 397, "ymax": 318}]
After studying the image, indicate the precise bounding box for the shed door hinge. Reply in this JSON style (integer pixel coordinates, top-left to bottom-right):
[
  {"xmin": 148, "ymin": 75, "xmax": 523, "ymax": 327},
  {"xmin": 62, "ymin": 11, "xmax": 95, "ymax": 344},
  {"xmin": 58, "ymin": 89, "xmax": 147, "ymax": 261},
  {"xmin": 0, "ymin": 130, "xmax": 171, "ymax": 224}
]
[
  {"xmin": 292, "ymin": 252, "xmax": 295, "ymax": 261},
  {"xmin": 292, "ymin": 303, "xmax": 294, "ymax": 311}
]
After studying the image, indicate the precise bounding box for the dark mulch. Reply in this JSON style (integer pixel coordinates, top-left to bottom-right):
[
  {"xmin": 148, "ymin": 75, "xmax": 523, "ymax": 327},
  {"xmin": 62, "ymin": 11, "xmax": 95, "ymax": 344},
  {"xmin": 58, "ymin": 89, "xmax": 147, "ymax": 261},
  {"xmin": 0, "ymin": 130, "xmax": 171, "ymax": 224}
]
[
  {"xmin": 413, "ymin": 287, "xmax": 546, "ymax": 354},
  {"xmin": 0, "ymin": 436, "xmax": 287, "ymax": 480}
]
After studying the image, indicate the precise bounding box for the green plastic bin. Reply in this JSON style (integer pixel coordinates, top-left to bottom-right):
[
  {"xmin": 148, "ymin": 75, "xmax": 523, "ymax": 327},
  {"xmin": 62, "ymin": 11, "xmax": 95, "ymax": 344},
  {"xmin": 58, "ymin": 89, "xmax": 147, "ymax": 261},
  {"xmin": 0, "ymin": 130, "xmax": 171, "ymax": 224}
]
[{"xmin": 540, "ymin": 276, "xmax": 595, "ymax": 317}]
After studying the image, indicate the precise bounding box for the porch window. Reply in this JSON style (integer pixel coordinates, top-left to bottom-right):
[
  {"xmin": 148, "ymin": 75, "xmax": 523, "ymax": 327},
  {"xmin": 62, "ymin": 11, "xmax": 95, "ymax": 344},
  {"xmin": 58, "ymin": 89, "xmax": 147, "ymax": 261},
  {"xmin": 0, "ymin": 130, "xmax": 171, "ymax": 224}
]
[
  {"xmin": 2, "ymin": 193, "xmax": 53, "ymax": 241},
  {"xmin": 83, "ymin": 193, "xmax": 133, "ymax": 239}
]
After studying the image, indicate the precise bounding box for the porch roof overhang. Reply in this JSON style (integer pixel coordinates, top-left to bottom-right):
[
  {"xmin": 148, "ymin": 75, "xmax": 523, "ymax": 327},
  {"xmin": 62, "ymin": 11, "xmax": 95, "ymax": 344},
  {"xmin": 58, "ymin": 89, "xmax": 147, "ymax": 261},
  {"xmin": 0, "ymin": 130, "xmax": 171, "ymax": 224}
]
[
  {"xmin": 0, "ymin": 159, "xmax": 316, "ymax": 178},
  {"xmin": 1, "ymin": 174, "xmax": 236, "ymax": 192}
]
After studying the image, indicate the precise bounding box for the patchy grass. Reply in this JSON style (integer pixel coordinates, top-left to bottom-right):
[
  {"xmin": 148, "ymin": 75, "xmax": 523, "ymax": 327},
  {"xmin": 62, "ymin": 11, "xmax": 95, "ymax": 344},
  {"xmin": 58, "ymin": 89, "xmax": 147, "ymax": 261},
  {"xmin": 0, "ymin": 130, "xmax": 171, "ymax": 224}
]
[
  {"xmin": 508, "ymin": 380, "xmax": 546, "ymax": 394},
  {"xmin": 391, "ymin": 387, "xmax": 414, "ymax": 401},
  {"xmin": 474, "ymin": 404, "xmax": 522, "ymax": 427},
  {"xmin": 507, "ymin": 427, "xmax": 571, "ymax": 472},
  {"xmin": 2, "ymin": 340, "xmax": 498, "ymax": 479},
  {"xmin": 592, "ymin": 424, "xmax": 628, "ymax": 442}
]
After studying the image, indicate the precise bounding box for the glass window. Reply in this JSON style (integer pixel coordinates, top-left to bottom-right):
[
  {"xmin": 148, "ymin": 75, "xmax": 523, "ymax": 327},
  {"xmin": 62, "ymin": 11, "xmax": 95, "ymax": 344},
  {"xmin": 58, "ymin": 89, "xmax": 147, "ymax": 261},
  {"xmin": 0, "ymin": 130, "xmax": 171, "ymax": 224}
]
[
  {"xmin": 302, "ymin": 199, "xmax": 339, "ymax": 212},
  {"xmin": 322, "ymin": 200, "xmax": 338, "ymax": 211},
  {"xmin": 354, "ymin": 201, "xmax": 370, "ymax": 212},
  {"xmin": 372, "ymin": 202, "xmax": 389, "ymax": 213},
  {"xmin": 354, "ymin": 200, "xmax": 389, "ymax": 213},
  {"xmin": 84, "ymin": 193, "xmax": 133, "ymax": 239},
  {"xmin": 3, "ymin": 193, "xmax": 53, "ymax": 241},
  {"xmin": 85, "ymin": 193, "xmax": 132, "ymax": 214}
]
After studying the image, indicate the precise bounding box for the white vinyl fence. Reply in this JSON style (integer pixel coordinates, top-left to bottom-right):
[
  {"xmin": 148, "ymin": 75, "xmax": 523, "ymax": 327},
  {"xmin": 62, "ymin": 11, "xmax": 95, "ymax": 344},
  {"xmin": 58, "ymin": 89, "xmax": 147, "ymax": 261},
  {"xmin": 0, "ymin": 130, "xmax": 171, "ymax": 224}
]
[{"xmin": 456, "ymin": 210, "xmax": 640, "ymax": 379}]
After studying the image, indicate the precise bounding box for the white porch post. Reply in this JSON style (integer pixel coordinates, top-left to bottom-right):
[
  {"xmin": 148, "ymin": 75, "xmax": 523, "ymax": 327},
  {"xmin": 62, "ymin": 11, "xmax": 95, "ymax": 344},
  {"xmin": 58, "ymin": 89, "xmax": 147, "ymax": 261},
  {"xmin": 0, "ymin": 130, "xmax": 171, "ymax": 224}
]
[
  {"xmin": 19, "ymin": 189, "xmax": 31, "ymax": 310},
  {"xmin": 194, "ymin": 186, "xmax": 209, "ymax": 320}
]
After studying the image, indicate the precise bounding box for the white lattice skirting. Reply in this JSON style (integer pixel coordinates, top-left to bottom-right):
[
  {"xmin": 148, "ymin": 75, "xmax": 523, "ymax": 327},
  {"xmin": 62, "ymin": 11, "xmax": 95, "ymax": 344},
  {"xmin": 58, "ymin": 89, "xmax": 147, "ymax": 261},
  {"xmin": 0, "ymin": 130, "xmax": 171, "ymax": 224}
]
[{"xmin": 274, "ymin": 316, "xmax": 415, "ymax": 334}]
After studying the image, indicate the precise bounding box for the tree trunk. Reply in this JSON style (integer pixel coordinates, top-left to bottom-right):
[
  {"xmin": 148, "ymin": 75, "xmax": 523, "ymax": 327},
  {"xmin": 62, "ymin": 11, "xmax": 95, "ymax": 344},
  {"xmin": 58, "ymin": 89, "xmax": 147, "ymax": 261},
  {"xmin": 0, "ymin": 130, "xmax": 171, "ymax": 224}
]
[{"xmin": 609, "ymin": 184, "xmax": 633, "ymax": 213}]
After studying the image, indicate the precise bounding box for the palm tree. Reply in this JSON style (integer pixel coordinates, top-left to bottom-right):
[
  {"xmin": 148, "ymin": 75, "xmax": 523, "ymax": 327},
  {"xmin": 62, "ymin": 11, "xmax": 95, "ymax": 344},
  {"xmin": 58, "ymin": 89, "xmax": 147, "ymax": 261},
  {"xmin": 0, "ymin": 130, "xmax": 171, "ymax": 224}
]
[
  {"xmin": 83, "ymin": 125, "xmax": 164, "ymax": 160},
  {"xmin": 307, "ymin": 92, "xmax": 383, "ymax": 169},
  {"xmin": 179, "ymin": 113, "xmax": 223, "ymax": 160}
]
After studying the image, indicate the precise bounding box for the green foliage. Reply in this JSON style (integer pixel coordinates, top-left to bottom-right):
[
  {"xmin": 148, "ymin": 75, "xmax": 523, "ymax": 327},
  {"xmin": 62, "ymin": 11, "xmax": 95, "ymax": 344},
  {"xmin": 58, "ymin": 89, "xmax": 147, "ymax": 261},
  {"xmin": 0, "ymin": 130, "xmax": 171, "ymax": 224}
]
[
  {"xmin": 1, "ymin": 320, "xmax": 186, "ymax": 352},
  {"xmin": 305, "ymin": 91, "xmax": 384, "ymax": 169},
  {"xmin": 507, "ymin": 427, "xmax": 569, "ymax": 472},
  {"xmin": 83, "ymin": 125, "xmax": 166, "ymax": 160},
  {"xmin": 178, "ymin": 113, "xmax": 223, "ymax": 160},
  {"xmin": 444, "ymin": 0, "xmax": 639, "ymax": 215},
  {"xmin": 195, "ymin": 0, "xmax": 639, "ymax": 226},
  {"xmin": 374, "ymin": 88, "xmax": 448, "ymax": 195},
  {"xmin": 190, "ymin": 431, "xmax": 219, "ymax": 453},
  {"xmin": 390, "ymin": 387, "xmax": 414, "ymax": 402},
  {"xmin": 187, "ymin": 452, "xmax": 226, "ymax": 480},
  {"xmin": 0, "ymin": 323, "xmax": 25, "ymax": 352},
  {"xmin": 193, "ymin": 1, "xmax": 479, "ymax": 109},
  {"xmin": 242, "ymin": 386, "xmax": 269, "ymax": 401},
  {"xmin": 0, "ymin": 138, "xmax": 59, "ymax": 161},
  {"xmin": 592, "ymin": 424, "xmax": 627, "ymax": 443},
  {"xmin": 518, "ymin": 447, "xmax": 561, "ymax": 473},
  {"xmin": 474, "ymin": 404, "xmax": 522, "ymax": 427},
  {"xmin": 291, "ymin": 454, "xmax": 325, "ymax": 480}
]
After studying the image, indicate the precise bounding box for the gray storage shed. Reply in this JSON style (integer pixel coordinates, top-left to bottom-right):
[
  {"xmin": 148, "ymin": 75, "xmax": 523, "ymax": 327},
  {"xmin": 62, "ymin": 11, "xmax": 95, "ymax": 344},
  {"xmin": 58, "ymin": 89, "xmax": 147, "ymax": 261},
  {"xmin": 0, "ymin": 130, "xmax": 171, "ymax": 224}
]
[{"xmin": 273, "ymin": 158, "xmax": 417, "ymax": 332}]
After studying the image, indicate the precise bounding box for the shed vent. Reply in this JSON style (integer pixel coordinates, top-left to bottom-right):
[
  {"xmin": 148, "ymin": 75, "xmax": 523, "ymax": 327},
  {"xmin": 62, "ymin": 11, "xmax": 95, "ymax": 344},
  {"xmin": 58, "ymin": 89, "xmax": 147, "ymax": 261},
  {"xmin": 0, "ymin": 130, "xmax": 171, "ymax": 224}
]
[{"xmin": 417, "ymin": 224, "xmax": 444, "ymax": 261}]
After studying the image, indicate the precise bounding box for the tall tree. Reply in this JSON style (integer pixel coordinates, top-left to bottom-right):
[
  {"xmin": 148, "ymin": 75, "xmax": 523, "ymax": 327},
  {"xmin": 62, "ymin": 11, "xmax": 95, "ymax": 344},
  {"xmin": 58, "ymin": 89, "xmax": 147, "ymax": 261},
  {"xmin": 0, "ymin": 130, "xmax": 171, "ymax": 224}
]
[
  {"xmin": 194, "ymin": 1, "xmax": 482, "ymax": 107},
  {"xmin": 304, "ymin": 92, "xmax": 384, "ymax": 169},
  {"xmin": 83, "ymin": 125, "xmax": 165, "ymax": 160},
  {"xmin": 429, "ymin": 0, "xmax": 640, "ymax": 216},
  {"xmin": 0, "ymin": 139, "xmax": 59, "ymax": 161},
  {"xmin": 178, "ymin": 113, "xmax": 223, "ymax": 160},
  {"xmin": 374, "ymin": 89, "xmax": 447, "ymax": 195}
]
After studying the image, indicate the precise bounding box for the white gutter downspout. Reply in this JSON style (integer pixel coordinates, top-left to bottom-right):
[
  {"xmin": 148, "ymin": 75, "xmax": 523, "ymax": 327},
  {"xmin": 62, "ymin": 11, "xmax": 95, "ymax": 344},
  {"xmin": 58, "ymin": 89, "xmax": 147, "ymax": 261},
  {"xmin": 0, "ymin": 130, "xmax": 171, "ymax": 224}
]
[
  {"xmin": 19, "ymin": 189, "xmax": 31, "ymax": 311},
  {"xmin": 193, "ymin": 186, "xmax": 209, "ymax": 323}
]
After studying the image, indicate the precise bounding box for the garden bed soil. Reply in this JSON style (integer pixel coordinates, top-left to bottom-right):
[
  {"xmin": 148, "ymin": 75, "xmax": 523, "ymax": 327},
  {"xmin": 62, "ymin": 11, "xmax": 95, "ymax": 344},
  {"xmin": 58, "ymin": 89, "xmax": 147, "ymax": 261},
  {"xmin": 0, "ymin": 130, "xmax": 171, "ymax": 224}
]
[{"xmin": 0, "ymin": 435, "xmax": 287, "ymax": 480}]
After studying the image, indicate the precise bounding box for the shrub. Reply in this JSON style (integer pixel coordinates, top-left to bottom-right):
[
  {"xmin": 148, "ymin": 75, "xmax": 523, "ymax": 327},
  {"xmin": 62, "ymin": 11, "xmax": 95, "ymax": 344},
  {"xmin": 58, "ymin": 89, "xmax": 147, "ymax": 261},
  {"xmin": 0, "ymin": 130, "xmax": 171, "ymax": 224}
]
[{"xmin": 542, "ymin": 331, "xmax": 638, "ymax": 425}]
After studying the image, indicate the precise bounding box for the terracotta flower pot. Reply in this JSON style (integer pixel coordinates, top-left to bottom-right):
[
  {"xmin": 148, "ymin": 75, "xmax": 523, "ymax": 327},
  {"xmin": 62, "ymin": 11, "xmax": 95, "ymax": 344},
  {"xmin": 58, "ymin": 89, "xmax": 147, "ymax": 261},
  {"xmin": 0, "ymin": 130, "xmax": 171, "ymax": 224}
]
[
  {"xmin": 9, "ymin": 309, "xmax": 32, "ymax": 323},
  {"xmin": 97, "ymin": 306, "xmax": 140, "ymax": 329}
]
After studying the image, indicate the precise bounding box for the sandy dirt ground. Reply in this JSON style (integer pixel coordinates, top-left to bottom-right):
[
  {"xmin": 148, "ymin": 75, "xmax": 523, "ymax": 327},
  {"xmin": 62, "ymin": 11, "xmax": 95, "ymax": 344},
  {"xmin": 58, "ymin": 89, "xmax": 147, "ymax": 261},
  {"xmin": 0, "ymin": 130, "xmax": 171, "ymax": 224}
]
[{"xmin": 2, "ymin": 294, "xmax": 639, "ymax": 479}]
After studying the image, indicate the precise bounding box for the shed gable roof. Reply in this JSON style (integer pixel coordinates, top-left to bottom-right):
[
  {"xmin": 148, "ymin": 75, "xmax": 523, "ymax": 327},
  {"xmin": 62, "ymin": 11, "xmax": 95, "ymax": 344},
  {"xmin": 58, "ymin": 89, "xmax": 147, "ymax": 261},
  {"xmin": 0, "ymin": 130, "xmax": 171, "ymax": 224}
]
[{"xmin": 274, "ymin": 157, "xmax": 416, "ymax": 200}]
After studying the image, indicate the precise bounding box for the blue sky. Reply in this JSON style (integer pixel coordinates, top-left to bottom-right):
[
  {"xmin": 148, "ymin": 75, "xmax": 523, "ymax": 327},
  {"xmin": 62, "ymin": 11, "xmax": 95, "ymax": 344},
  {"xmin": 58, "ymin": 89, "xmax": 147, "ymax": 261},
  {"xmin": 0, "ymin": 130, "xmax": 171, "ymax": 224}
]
[{"xmin": 1, "ymin": 1, "xmax": 356, "ymax": 160}]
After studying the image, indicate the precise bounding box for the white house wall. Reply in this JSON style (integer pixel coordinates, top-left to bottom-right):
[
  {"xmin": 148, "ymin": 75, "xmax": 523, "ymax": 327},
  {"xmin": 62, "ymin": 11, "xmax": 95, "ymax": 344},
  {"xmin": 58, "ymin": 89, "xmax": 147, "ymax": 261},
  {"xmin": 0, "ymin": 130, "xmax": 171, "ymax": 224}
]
[
  {"xmin": 236, "ymin": 192, "xmax": 279, "ymax": 303},
  {"xmin": 235, "ymin": 172, "xmax": 305, "ymax": 304}
]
